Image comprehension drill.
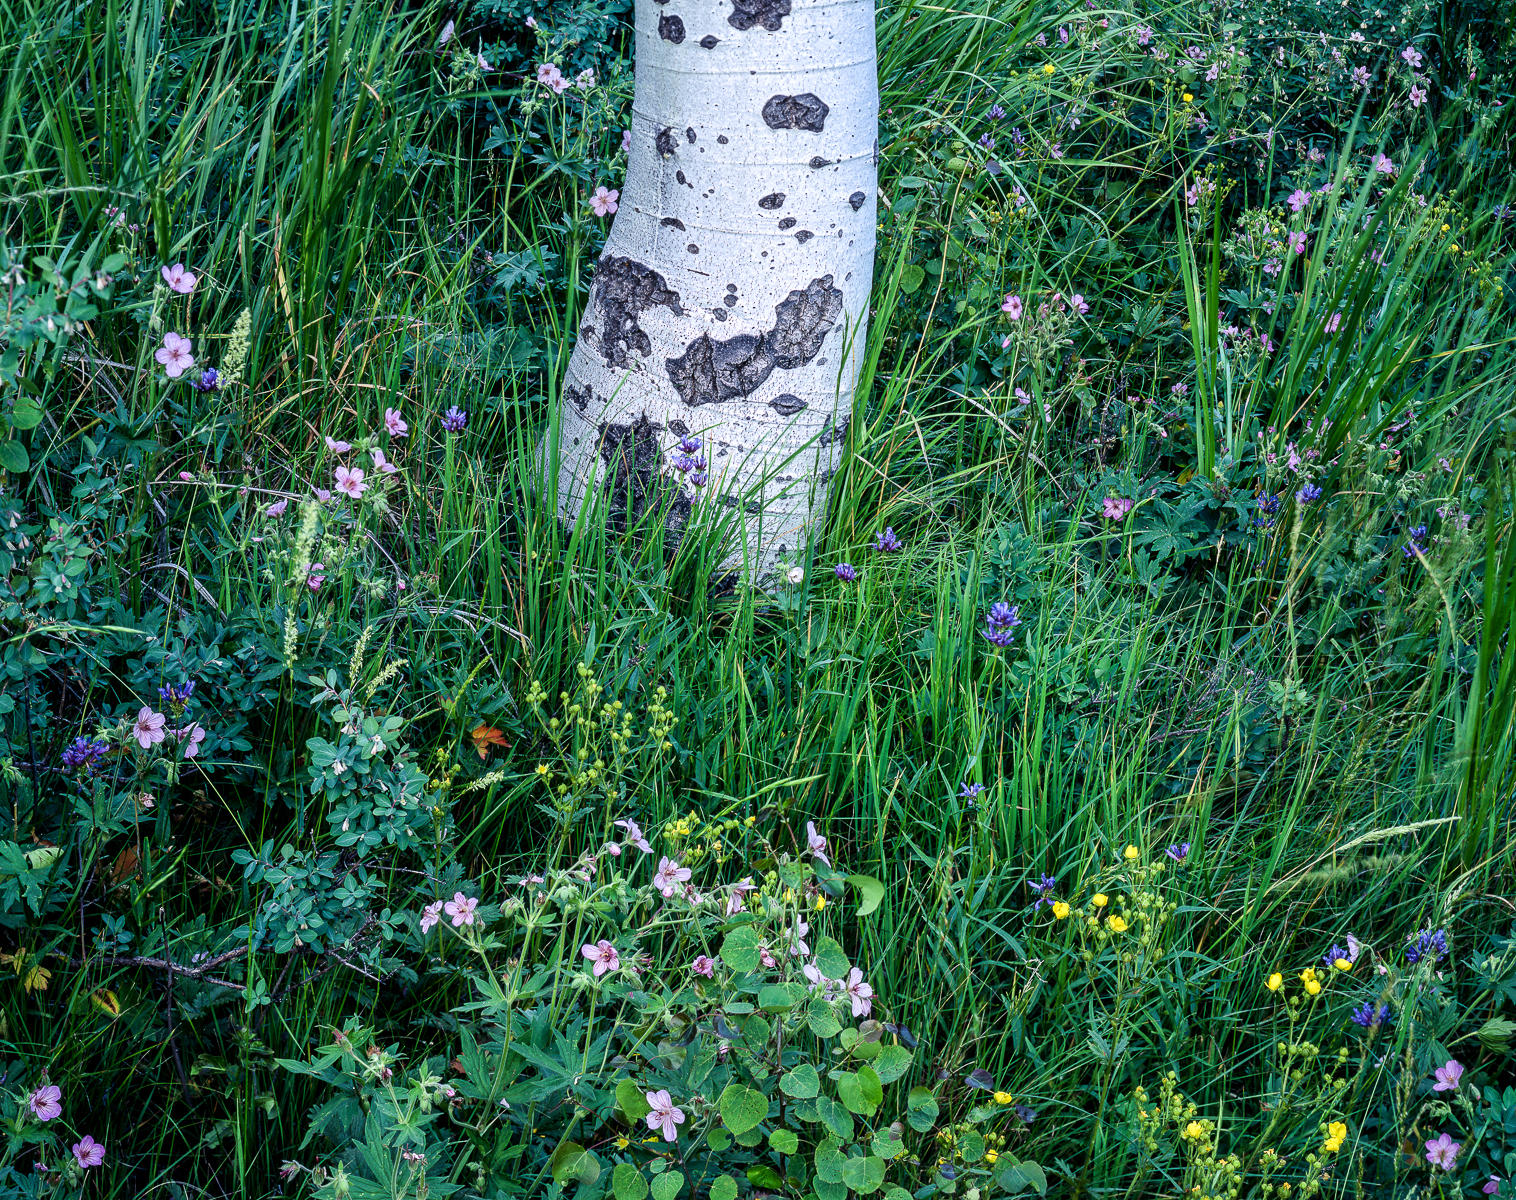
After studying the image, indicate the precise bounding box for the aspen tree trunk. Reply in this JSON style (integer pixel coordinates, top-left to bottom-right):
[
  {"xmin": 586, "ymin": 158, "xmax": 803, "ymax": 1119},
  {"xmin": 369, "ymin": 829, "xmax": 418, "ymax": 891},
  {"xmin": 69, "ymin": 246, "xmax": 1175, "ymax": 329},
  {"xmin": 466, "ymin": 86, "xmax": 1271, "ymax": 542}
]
[{"xmin": 548, "ymin": 0, "xmax": 877, "ymax": 578}]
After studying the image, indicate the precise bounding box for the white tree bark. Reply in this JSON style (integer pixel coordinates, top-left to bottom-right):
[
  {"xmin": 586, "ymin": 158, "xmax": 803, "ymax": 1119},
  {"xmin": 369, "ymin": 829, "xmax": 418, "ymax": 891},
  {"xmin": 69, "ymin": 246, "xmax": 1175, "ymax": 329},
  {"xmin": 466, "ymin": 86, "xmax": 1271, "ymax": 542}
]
[{"xmin": 547, "ymin": 0, "xmax": 877, "ymax": 578}]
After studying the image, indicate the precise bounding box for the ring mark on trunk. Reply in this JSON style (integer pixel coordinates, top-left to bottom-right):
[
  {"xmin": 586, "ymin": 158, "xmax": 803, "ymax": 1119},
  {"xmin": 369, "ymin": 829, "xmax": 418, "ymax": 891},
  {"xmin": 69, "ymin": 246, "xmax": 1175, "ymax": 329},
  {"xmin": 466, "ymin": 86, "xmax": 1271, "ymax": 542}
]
[
  {"xmin": 769, "ymin": 393, "xmax": 808, "ymax": 416},
  {"xmin": 700, "ymin": 34, "xmax": 720, "ymax": 47},
  {"xmin": 761, "ymin": 94, "xmax": 829, "ymax": 133},
  {"xmin": 809, "ymin": 156, "xmax": 833, "ymax": 169},
  {"xmin": 657, "ymin": 13, "xmax": 686, "ymax": 41}
]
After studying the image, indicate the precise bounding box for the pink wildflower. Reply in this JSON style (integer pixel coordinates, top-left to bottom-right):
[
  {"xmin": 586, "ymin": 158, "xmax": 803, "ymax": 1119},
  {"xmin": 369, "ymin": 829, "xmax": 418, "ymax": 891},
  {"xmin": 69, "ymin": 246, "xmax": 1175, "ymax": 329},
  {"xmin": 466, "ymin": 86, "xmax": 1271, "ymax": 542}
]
[
  {"xmin": 1325, "ymin": 312, "xmax": 1343, "ymax": 333},
  {"xmin": 161, "ymin": 263, "xmax": 198, "ymax": 294},
  {"xmin": 384, "ymin": 408, "xmax": 408, "ymax": 437},
  {"xmin": 692, "ymin": 955, "xmax": 715, "ymax": 978},
  {"xmin": 806, "ymin": 821, "xmax": 830, "ymax": 866},
  {"xmin": 155, "ymin": 332, "xmax": 195, "ymax": 378},
  {"xmin": 334, "ymin": 466, "xmax": 367, "ymax": 499},
  {"xmin": 1425, "ymin": 1133, "xmax": 1460, "ymax": 1171},
  {"xmin": 444, "ymin": 892, "xmax": 478, "ymax": 926},
  {"xmin": 1002, "ymin": 294, "xmax": 1024, "ymax": 319},
  {"xmin": 370, "ymin": 449, "xmax": 398, "ymax": 476},
  {"xmin": 536, "ymin": 63, "xmax": 567, "ymax": 93},
  {"xmin": 581, "ymin": 939, "xmax": 620, "ymax": 976},
  {"xmin": 644, "ymin": 1090, "xmax": 685, "ymax": 1142},
  {"xmin": 72, "ymin": 1136, "xmax": 106, "ymax": 1169},
  {"xmin": 419, "ymin": 901, "xmax": 443, "ymax": 933},
  {"xmin": 1071, "ymin": 293, "xmax": 1090, "ymax": 314},
  {"xmin": 1102, "ymin": 496, "xmax": 1134, "ymax": 521},
  {"xmin": 177, "ymin": 723, "xmax": 207, "ymax": 759},
  {"xmin": 1288, "ymin": 189, "xmax": 1311, "ymax": 212},
  {"xmin": 1372, "ymin": 153, "xmax": 1397, "ymax": 175},
  {"xmin": 28, "ymin": 1085, "xmax": 62, "ymax": 1122},
  {"xmin": 844, "ymin": 967, "xmax": 874, "ymax": 1016},
  {"xmin": 1432, "ymin": 1060, "xmax": 1463, "ymax": 1092},
  {"xmin": 324, "ymin": 436, "xmax": 352, "ymax": 452},
  {"xmin": 132, "ymin": 707, "xmax": 167, "ymax": 749},
  {"xmin": 265, "ymin": 499, "xmax": 289, "ymax": 517},
  {"xmin": 615, "ymin": 818, "xmax": 653, "ymax": 854},
  {"xmin": 653, "ymin": 856, "xmax": 691, "ymax": 897},
  {"xmin": 590, "ymin": 186, "xmax": 620, "ymax": 217},
  {"xmin": 621, "ymin": 129, "xmax": 632, "ymax": 154},
  {"xmin": 1410, "ymin": 85, "xmax": 1427, "ymax": 107}
]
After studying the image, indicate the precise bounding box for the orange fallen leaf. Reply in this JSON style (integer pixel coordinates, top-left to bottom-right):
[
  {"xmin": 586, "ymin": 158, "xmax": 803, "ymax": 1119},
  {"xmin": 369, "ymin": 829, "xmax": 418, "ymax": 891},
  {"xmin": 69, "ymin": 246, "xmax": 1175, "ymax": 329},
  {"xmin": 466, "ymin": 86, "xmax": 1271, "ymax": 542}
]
[{"xmin": 469, "ymin": 724, "xmax": 508, "ymax": 760}]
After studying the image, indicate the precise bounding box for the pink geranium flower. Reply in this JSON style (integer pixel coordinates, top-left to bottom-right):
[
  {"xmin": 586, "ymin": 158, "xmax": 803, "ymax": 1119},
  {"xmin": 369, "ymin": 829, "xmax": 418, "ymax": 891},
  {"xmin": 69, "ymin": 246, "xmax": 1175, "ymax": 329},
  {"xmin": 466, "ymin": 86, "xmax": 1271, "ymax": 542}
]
[
  {"xmin": 1071, "ymin": 293, "xmax": 1091, "ymax": 315},
  {"xmin": 133, "ymin": 707, "xmax": 167, "ymax": 749},
  {"xmin": 1409, "ymin": 86, "xmax": 1427, "ymax": 107},
  {"xmin": 644, "ymin": 1090, "xmax": 685, "ymax": 1142},
  {"xmin": 1372, "ymin": 152, "xmax": 1397, "ymax": 175},
  {"xmin": 370, "ymin": 449, "xmax": 398, "ymax": 476},
  {"xmin": 1102, "ymin": 496, "xmax": 1134, "ymax": 521},
  {"xmin": 265, "ymin": 499, "xmax": 289, "ymax": 517},
  {"xmin": 419, "ymin": 901, "xmax": 443, "ymax": 933},
  {"xmin": 384, "ymin": 408, "xmax": 408, "ymax": 438},
  {"xmin": 324, "ymin": 436, "xmax": 351, "ymax": 452},
  {"xmin": 28, "ymin": 1085, "xmax": 62, "ymax": 1122},
  {"xmin": 1287, "ymin": 188, "xmax": 1311, "ymax": 212},
  {"xmin": 1325, "ymin": 312, "xmax": 1343, "ymax": 333},
  {"xmin": 581, "ymin": 939, "xmax": 620, "ymax": 976},
  {"xmin": 536, "ymin": 63, "xmax": 567, "ymax": 93},
  {"xmin": 72, "ymin": 1136, "xmax": 106, "ymax": 1169},
  {"xmin": 653, "ymin": 856, "xmax": 691, "ymax": 897},
  {"xmin": 444, "ymin": 892, "xmax": 478, "ymax": 926},
  {"xmin": 1425, "ymin": 1132, "xmax": 1460, "ymax": 1171},
  {"xmin": 1432, "ymin": 1059, "xmax": 1463, "ymax": 1092},
  {"xmin": 176, "ymin": 723, "xmax": 207, "ymax": 758},
  {"xmin": 692, "ymin": 955, "xmax": 715, "ymax": 978},
  {"xmin": 155, "ymin": 332, "xmax": 195, "ymax": 378},
  {"xmin": 590, "ymin": 186, "xmax": 620, "ymax": 217},
  {"xmin": 621, "ymin": 129, "xmax": 632, "ymax": 154},
  {"xmin": 615, "ymin": 818, "xmax": 653, "ymax": 854},
  {"xmin": 806, "ymin": 821, "xmax": 830, "ymax": 866},
  {"xmin": 844, "ymin": 967, "xmax": 874, "ymax": 1016},
  {"xmin": 334, "ymin": 466, "xmax": 367, "ymax": 499},
  {"xmin": 1002, "ymin": 294, "xmax": 1023, "ymax": 319},
  {"xmin": 161, "ymin": 263, "xmax": 198, "ymax": 294}
]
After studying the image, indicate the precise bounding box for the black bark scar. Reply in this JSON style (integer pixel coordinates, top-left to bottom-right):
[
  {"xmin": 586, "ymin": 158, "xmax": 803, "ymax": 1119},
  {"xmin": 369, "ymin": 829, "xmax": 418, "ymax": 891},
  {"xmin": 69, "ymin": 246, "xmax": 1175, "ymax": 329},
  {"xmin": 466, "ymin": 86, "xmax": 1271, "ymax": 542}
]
[
  {"xmin": 728, "ymin": 0, "xmax": 791, "ymax": 30},
  {"xmin": 591, "ymin": 256, "xmax": 684, "ymax": 367},
  {"xmin": 658, "ymin": 13, "xmax": 686, "ymax": 41},
  {"xmin": 762, "ymin": 94, "xmax": 829, "ymax": 133}
]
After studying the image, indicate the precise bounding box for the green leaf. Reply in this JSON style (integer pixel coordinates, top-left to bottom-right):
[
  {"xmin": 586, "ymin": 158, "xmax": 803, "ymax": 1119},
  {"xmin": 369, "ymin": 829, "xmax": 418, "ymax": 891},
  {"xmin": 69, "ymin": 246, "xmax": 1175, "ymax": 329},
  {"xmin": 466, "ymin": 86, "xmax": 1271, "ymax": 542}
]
[
  {"xmin": 815, "ymin": 1180, "xmax": 847, "ymax": 1200},
  {"xmin": 841, "ymin": 1155, "xmax": 887, "ymax": 1194},
  {"xmin": 873, "ymin": 1044, "xmax": 912, "ymax": 1084},
  {"xmin": 780, "ymin": 1063, "xmax": 820, "ymax": 1099},
  {"xmin": 806, "ymin": 996, "xmax": 842, "ymax": 1038},
  {"xmin": 758, "ymin": 983, "xmax": 798, "ymax": 1013},
  {"xmin": 707, "ymin": 1128, "xmax": 732, "ymax": 1152},
  {"xmin": 719, "ymin": 1083, "xmax": 768, "ymax": 1135},
  {"xmin": 617, "ymin": 1080, "xmax": 652, "ymax": 1121},
  {"xmin": 8, "ymin": 395, "xmax": 43, "ymax": 431},
  {"xmin": 1477, "ymin": 1016, "xmax": 1515, "ymax": 1050},
  {"xmin": 768, "ymin": 1128, "xmax": 799, "ymax": 1155},
  {"xmin": 845, "ymin": 873, "xmax": 885, "ymax": 916},
  {"xmin": 958, "ymin": 1132, "xmax": 985, "ymax": 1162},
  {"xmin": 708, "ymin": 1176, "xmax": 738, "ymax": 1200},
  {"xmin": 549, "ymin": 1143, "xmax": 600, "ymax": 1186},
  {"xmin": 813, "ymin": 1140, "xmax": 846, "ymax": 1184},
  {"xmin": 650, "ymin": 1170, "xmax": 684, "ymax": 1200},
  {"xmin": 872, "ymin": 1128, "xmax": 906, "ymax": 1160},
  {"xmin": 815, "ymin": 1094, "xmax": 854, "ymax": 1142},
  {"xmin": 814, "ymin": 936, "xmax": 851, "ymax": 980},
  {"xmin": 906, "ymin": 1086, "xmax": 939, "ymax": 1133},
  {"xmin": 612, "ymin": 1164, "xmax": 648, "ymax": 1200},
  {"xmin": 721, "ymin": 927, "xmax": 762, "ymax": 972},
  {"xmin": 836, "ymin": 1071, "xmax": 878, "ymax": 1117},
  {"xmin": 994, "ymin": 1157, "xmax": 1048, "ymax": 1195},
  {"xmin": 0, "ymin": 440, "xmax": 28, "ymax": 473},
  {"xmin": 884, "ymin": 1189, "xmax": 913, "ymax": 1200},
  {"xmin": 746, "ymin": 1166, "xmax": 783, "ymax": 1191}
]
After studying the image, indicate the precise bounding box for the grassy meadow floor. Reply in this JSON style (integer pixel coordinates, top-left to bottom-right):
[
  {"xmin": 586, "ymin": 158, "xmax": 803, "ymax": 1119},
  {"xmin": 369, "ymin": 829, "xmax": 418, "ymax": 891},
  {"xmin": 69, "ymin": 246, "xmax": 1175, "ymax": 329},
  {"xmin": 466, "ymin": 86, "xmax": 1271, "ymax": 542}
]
[{"xmin": 1, "ymin": 0, "xmax": 1514, "ymax": 1197}]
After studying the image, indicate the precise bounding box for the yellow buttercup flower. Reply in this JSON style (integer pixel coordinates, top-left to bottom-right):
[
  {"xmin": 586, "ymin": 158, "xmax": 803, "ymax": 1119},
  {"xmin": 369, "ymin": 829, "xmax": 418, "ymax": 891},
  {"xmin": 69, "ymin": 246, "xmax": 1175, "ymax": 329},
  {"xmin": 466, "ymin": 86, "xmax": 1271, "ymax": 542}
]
[
  {"xmin": 1332, "ymin": 958, "xmax": 1352, "ymax": 971},
  {"xmin": 1109, "ymin": 916, "xmax": 1129, "ymax": 933},
  {"xmin": 1184, "ymin": 1121, "xmax": 1206, "ymax": 1141},
  {"xmin": 992, "ymin": 1091, "xmax": 1014, "ymax": 1105},
  {"xmin": 1043, "ymin": 63, "xmax": 1055, "ymax": 75},
  {"xmin": 984, "ymin": 1149, "xmax": 998, "ymax": 1164},
  {"xmin": 534, "ymin": 764, "xmax": 550, "ymax": 776},
  {"xmin": 1328, "ymin": 1122, "xmax": 1347, "ymax": 1142},
  {"xmin": 1182, "ymin": 92, "xmax": 1194, "ymax": 103},
  {"xmin": 1123, "ymin": 844, "xmax": 1140, "ymax": 861},
  {"xmin": 1052, "ymin": 900, "xmax": 1071, "ymax": 919},
  {"xmin": 1266, "ymin": 972, "xmax": 1284, "ymax": 991},
  {"xmin": 1299, "ymin": 967, "xmax": 1322, "ymax": 996},
  {"xmin": 1092, "ymin": 893, "xmax": 1109, "ymax": 907}
]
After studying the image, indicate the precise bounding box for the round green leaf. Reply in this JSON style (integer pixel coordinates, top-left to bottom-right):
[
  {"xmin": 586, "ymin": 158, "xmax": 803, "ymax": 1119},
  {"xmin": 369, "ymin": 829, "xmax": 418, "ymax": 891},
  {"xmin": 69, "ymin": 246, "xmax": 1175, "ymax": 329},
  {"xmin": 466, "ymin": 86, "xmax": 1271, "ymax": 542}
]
[
  {"xmin": 708, "ymin": 1176, "xmax": 738, "ymax": 1200},
  {"xmin": 612, "ymin": 1164, "xmax": 648, "ymax": 1200},
  {"xmin": 720, "ymin": 927, "xmax": 762, "ymax": 972},
  {"xmin": 768, "ymin": 1128, "xmax": 799, "ymax": 1155},
  {"xmin": 719, "ymin": 1083, "xmax": 768, "ymax": 1135},
  {"xmin": 650, "ymin": 1170, "xmax": 684, "ymax": 1200},
  {"xmin": 780, "ymin": 1063, "xmax": 820, "ymax": 1099}
]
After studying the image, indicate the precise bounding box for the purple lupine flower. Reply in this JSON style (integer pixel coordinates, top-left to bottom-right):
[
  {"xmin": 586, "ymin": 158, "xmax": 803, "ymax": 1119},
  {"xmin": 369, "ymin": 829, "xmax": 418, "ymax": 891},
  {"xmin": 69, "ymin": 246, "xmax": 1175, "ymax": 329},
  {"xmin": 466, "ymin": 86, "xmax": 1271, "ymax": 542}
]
[
  {"xmin": 834, "ymin": 562, "xmax": 857, "ymax": 582},
  {"xmin": 874, "ymin": 527, "xmax": 902, "ymax": 551},
  {"xmin": 1029, "ymin": 873, "xmax": 1058, "ymax": 909},
  {"xmin": 1403, "ymin": 524, "xmax": 1428, "ymax": 558},
  {"xmin": 62, "ymin": 737, "xmax": 110, "ymax": 773},
  {"xmin": 978, "ymin": 133, "xmax": 996, "ymax": 150},
  {"xmin": 1296, "ymin": 483, "xmax": 1323, "ymax": 505},
  {"xmin": 1405, "ymin": 927, "xmax": 1447, "ymax": 964},
  {"xmin": 959, "ymin": 781, "xmax": 985, "ymax": 800},
  {"xmin": 677, "ymin": 435, "xmax": 702, "ymax": 454},
  {"xmin": 1350, "ymin": 1000, "xmax": 1392, "ymax": 1029},
  {"xmin": 983, "ymin": 602, "xmax": 1022, "ymax": 647},
  {"xmin": 1166, "ymin": 842, "xmax": 1190, "ymax": 863},
  {"xmin": 158, "ymin": 680, "xmax": 196, "ymax": 712},
  {"xmin": 440, "ymin": 406, "xmax": 468, "ymax": 432},
  {"xmin": 987, "ymin": 104, "xmax": 1006, "ymax": 120},
  {"xmin": 191, "ymin": 367, "xmax": 221, "ymax": 392}
]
